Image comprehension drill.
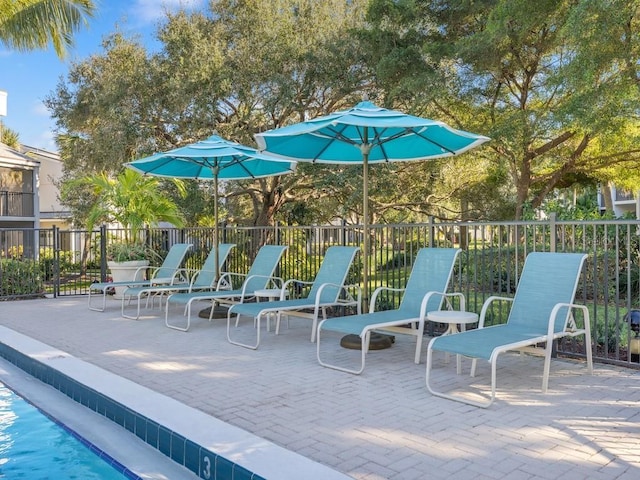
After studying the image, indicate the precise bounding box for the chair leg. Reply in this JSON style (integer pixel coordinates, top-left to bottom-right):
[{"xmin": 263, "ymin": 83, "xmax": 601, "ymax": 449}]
[
  {"xmin": 542, "ymin": 341, "xmax": 554, "ymax": 393},
  {"xmin": 88, "ymin": 288, "xmax": 107, "ymax": 312},
  {"xmin": 316, "ymin": 321, "xmax": 366, "ymax": 374},
  {"xmin": 165, "ymin": 299, "xmax": 190, "ymax": 332},
  {"xmin": 275, "ymin": 312, "xmax": 282, "ymax": 334},
  {"xmin": 489, "ymin": 357, "xmax": 498, "ymax": 406},
  {"xmin": 121, "ymin": 293, "xmax": 143, "ymax": 320},
  {"xmin": 426, "ymin": 337, "xmax": 495, "ymax": 408},
  {"xmin": 227, "ymin": 312, "xmax": 261, "ymax": 349},
  {"xmin": 413, "ymin": 320, "xmax": 425, "ymax": 364},
  {"xmin": 311, "ymin": 308, "xmax": 327, "ymax": 343}
]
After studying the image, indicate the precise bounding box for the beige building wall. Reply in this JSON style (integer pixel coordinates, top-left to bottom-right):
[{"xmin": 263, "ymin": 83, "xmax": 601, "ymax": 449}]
[{"xmin": 19, "ymin": 145, "xmax": 72, "ymax": 230}]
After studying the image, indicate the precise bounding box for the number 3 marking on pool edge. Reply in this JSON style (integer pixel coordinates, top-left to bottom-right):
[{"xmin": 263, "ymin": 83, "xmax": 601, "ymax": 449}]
[{"xmin": 203, "ymin": 456, "xmax": 211, "ymax": 479}]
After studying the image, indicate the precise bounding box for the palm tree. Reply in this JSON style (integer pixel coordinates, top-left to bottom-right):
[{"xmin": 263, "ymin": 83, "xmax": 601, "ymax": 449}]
[
  {"xmin": 0, "ymin": 122, "xmax": 19, "ymax": 147},
  {"xmin": 82, "ymin": 169, "xmax": 186, "ymax": 244},
  {"xmin": 0, "ymin": 0, "xmax": 94, "ymax": 58}
]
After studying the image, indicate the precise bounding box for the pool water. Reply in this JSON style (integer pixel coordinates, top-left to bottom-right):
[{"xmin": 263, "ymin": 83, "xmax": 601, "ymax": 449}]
[{"xmin": 0, "ymin": 383, "xmax": 132, "ymax": 479}]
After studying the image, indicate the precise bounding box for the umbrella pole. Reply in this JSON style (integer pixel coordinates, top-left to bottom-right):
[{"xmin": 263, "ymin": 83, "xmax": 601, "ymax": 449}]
[
  {"xmin": 213, "ymin": 167, "xmax": 220, "ymax": 280},
  {"xmin": 362, "ymin": 135, "xmax": 370, "ymax": 311}
]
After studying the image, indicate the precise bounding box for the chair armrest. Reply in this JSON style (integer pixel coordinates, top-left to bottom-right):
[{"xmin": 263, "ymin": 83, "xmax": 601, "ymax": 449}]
[
  {"xmin": 548, "ymin": 302, "xmax": 590, "ymax": 338},
  {"xmin": 369, "ymin": 286, "xmax": 406, "ymax": 313},
  {"xmin": 315, "ymin": 282, "xmax": 362, "ymax": 311},
  {"xmin": 282, "ymin": 278, "xmax": 310, "ymax": 298},
  {"xmin": 169, "ymin": 268, "xmax": 189, "ymax": 284},
  {"xmin": 479, "ymin": 295, "xmax": 514, "ymax": 328},
  {"xmin": 146, "ymin": 267, "xmax": 187, "ymax": 285},
  {"xmin": 239, "ymin": 275, "xmax": 285, "ymax": 298},
  {"xmin": 132, "ymin": 265, "xmax": 153, "ymax": 280},
  {"xmin": 418, "ymin": 291, "xmax": 466, "ymax": 319},
  {"xmin": 216, "ymin": 271, "xmax": 247, "ymax": 290}
]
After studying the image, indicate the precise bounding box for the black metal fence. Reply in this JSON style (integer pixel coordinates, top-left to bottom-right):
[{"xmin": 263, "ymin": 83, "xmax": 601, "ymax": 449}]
[{"xmin": 2, "ymin": 217, "xmax": 639, "ymax": 367}]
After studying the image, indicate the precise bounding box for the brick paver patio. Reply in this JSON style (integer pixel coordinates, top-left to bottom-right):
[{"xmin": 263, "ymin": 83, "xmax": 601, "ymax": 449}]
[{"xmin": 1, "ymin": 297, "xmax": 639, "ymax": 479}]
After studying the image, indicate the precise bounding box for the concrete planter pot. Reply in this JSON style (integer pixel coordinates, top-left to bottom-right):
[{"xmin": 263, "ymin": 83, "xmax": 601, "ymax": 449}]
[{"xmin": 107, "ymin": 260, "xmax": 149, "ymax": 299}]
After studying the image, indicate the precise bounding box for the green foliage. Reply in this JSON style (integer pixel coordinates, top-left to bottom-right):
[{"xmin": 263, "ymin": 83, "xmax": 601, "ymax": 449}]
[
  {"xmin": 0, "ymin": 0, "xmax": 95, "ymax": 58},
  {"xmin": 0, "ymin": 123, "xmax": 20, "ymax": 148},
  {"xmin": 364, "ymin": 0, "xmax": 640, "ymax": 219},
  {"xmin": 105, "ymin": 243, "xmax": 149, "ymax": 262},
  {"xmin": 38, "ymin": 248, "xmax": 78, "ymax": 280},
  {"xmin": 47, "ymin": 1, "xmax": 371, "ymax": 227},
  {"xmin": 593, "ymin": 314, "xmax": 631, "ymax": 355},
  {"xmin": 0, "ymin": 259, "xmax": 44, "ymax": 298},
  {"xmin": 77, "ymin": 169, "xmax": 185, "ymax": 241},
  {"xmin": 463, "ymin": 247, "xmax": 522, "ymax": 295},
  {"xmin": 42, "ymin": 0, "xmax": 640, "ymax": 225},
  {"xmin": 540, "ymin": 187, "xmax": 603, "ymax": 220}
]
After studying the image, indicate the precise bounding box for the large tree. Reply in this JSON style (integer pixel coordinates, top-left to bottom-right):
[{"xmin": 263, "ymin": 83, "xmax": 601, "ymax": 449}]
[
  {"xmin": 0, "ymin": 0, "xmax": 94, "ymax": 58},
  {"xmin": 561, "ymin": 0, "xmax": 640, "ymax": 204},
  {"xmin": 47, "ymin": 0, "xmax": 372, "ymax": 227},
  {"xmin": 364, "ymin": 0, "xmax": 640, "ymax": 219}
]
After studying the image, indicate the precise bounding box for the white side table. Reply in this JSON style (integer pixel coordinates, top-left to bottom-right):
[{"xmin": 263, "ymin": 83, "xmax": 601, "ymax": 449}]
[
  {"xmin": 254, "ymin": 288, "xmax": 288, "ymax": 331},
  {"xmin": 254, "ymin": 288, "xmax": 287, "ymax": 301},
  {"xmin": 427, "ymin": 310, "xmax": 478, "ymax": 374}
]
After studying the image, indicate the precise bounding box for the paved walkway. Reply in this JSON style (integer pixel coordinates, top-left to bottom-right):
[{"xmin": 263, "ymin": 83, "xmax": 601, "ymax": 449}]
[{"xmin": 1, "ymin": 297, "xmax": 639, "ymax": 479}]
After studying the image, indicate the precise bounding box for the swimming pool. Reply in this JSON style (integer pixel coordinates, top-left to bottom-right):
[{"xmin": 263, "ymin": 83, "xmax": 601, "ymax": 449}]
[{"xmin": 0, "ymin": 382, "xmax": 134, "ymax": 479}]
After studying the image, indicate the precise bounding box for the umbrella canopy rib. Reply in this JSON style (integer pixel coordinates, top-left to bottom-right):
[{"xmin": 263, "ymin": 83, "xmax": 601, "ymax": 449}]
[
  {"xmin": 126, "ymin": 134, "xmax": 296, "ymax": 278},
  {"xmin": 255, "ymin": 100, "xmax": 490, "ymax": 305}
]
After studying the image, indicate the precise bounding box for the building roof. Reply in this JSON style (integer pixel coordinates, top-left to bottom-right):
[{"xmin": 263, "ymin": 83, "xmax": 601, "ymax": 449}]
[{"xmin": 0, "ymin": 142, "xmax": 40, "ymax": 169}]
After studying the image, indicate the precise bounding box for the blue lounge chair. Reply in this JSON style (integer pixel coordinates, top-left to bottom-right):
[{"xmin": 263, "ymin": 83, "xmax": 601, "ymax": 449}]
[
  {"xmin": 164, "ymin": 244, "xmax": 288, "ymax": 331},
  {"xmin": 227, "ymin": 246, "xmax": 361, "ymax": 350},
  {"xmin": 426, "ymin": 252, "xmax": 593, "ymax": 408},
  {"xmin": 316, "ymin": 248, "xmax": 461, "ymax": 374},
  {"xmin": 88, "ymin": 243, "xmax": 192, "ymax": 312},
  {"xmin": 120, "ymin": 243, "xmax": 236, "ymax": 320}
]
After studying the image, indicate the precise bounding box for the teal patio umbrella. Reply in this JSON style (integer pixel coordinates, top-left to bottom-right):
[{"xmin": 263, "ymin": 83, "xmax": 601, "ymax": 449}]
[
  {"xmin": 126, "ymin": 134, "xmax": 296, "ymax": 277},
  {"xmin": 255, "ymin": 100, "xmax": 490, "ymax": 301}
]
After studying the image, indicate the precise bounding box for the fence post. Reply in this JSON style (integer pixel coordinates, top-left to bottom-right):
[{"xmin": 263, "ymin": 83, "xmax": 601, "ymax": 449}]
[
  {"xmin": 428, "ymin": 216, "xmax": 434, "ymax": 248},
  {"xmin": 549, "ymin": 212, "xmax": 557, "ymax": 252},
  {"xmin": 100, "ymin": 224, "xmax": 107, "ymax": 282},
  {"xmin": 52, "ymin": 225, "xmax": 60, "ymax": 298},
  {"xmin": 342, "ymin": 219, "xmax": 347, "ymax": 246}
]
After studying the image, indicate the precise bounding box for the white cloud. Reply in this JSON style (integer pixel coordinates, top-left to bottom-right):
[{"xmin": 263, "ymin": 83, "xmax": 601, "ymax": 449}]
[
  {"xmin": 131, "ymin": 0, "xmax": 206, "ymax": 25},
  {"xmin": 39, "ymin": 129, "xmax": 57, "ymax": 152},
  {"xmin": 33, "ymin": 101, "xmax": 49, "ymax": 117}
]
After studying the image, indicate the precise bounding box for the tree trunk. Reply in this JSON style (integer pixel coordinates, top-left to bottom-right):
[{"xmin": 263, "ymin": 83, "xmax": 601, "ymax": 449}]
[{"xmin": 601, "ymin": 183, "xmax": 614, "ymax": 215}]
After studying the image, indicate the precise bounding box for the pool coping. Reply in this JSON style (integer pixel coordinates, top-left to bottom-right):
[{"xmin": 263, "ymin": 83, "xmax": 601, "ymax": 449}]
[{"xmin": 0, "ymin": 325, "xmax": 351, "ymax": 480}]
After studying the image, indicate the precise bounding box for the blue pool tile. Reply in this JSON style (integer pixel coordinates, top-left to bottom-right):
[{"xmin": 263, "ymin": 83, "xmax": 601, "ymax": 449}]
[
  {"xmin": 85, "ymin": 391, "xmax": 98, "ymax": 411},
  {"xmin": 146, "ymin": 420, "xmax": 159, "ymax": 448},
  {"xmin": 170, "ymin": 432, "xmax": 185, "ymax": 465},
  {"xmin": 216, "ymin": 456, "xmax": 234, "ymax": 480},
  {"xmin": 233, "ymin": 464, "xmax": 253, "ymax": 480},
  {"xmin": 158, "ymin": 425, "xmax": 171, "ymax": 457},
  {"xmin": 96, "ymin": 394, "xmax": 108, "ymax": 416},
  {"xmin": 122, "ymin": 407, "xmax": 135, "ymax": 433},
  {"xmin": 200, "ymin": 449, "xmax": 217, "ymax": 480},
  {"xmin": 113, "ymin": 403, "xmax": 126, "ymax": 426},
  {"xmin": 184, "ymin": 440, "xmax": 200, "ymax": 475},
  {"xmin": 103, "ymin": 396, "xmax": 117, "ymax": 421},
  {"xmin": 134, "ymin": 414, "xmax": 146, "ymax": 441}
]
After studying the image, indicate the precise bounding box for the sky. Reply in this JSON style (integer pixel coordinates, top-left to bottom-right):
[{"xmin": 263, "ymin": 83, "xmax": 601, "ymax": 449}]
[{"xmin": 0, "ymin": 0, "xmax": 206, "ymax": 152}]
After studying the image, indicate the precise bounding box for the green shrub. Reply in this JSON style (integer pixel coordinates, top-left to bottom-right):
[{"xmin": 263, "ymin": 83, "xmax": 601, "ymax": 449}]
[
  {"xmin": 38, "ymin": 248, "xmax": 81, "ymax": 280},
  {"xmin": 0, "ymin": 259, "xmax": 45, "ymax": 298}
]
